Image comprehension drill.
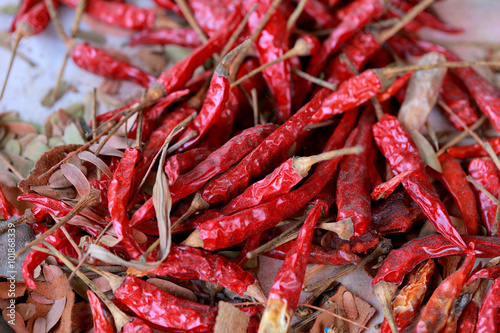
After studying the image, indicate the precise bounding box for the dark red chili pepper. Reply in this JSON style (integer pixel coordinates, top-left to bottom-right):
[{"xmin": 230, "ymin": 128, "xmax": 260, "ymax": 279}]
[
  {"xmin": 458, "ymin": 278, "xmax": 489, "ymax": 333},
  {"xmin": 371, "ymin": 168, "xmax": 416, "ymax": 201},
  {"xmin": 190, "ymin": 0, "xmax": 242, "ymax": 37},
  {"xmin": 303, "ymin": 0, "xmax": 339, "ymax": 29},
  {"xmin": 373, "ymin": 114, "xmax": 468, "ymax": 250},
  {"xmin": 192, "ymin": 108, "xmax": 357, "ymax": 250},
  {"xmin": 475, "ymin": 277, "xmax": 500, "ymax": 333},
  {"xmin": 9, "ymin": 0, "xmax": 39, "ymax": 32},
  {"xmin": 152, "ymin": 0, "xmax": 180, "ymax": 15},
  {"xmin": 109, "ymin": 148, "xmax": 144, "ymax": 260},
  {"xmin": 376, "ymin": 72, "xmax": 413, "ymax": 102},
  {"xmin": 468, "ymin": 158, "xmax": 500, "ymax": 236},
  {"xmin": 432, "ymin": 153, "xmax": 480, "ymax": 235},
  {"xmin": 247, "ymin": 0, "xmax": 291, "ymax": 122},
  {"xmin": 322, "ymin": 229, "xmax": 381, "ymax": 254},
  {"xmin": 113, "ymin": 276, "xmax": 218, "ymax": 332},
  {"xmin": 165, "ymin": 148, "xmax": 212, "ymax": 185},
  {"xmin": 87, "ymin": 290, "xmax": 114, "ymax": 333},
  {"xmin": 379, "ymin": 259, "xmax": 435, "ymax": 333},
  {"xmin": 126, "ymin": 244, "xmax": 265, "ymax": 301},
  {"xmin": 415, "ymin": 251, "xmax": 475, "ymax": 333},
  {"xmin": 200, "ymin": 89, "xmax": 329, "ymax": 209},
  {"xmin": 0, "ymin": 186, "xmax": 20, "ymax": 219},
  {"xmin": 336, "ymin": 107, "xmax": 375, "ymax": 238},
  {"xmin": 71, "ymin": 43, "xmax": 155, "ymax": 88},
  {"xmin": 448, "ymin": 137, "xmax": 500, "ymax": 159},
  {"xmin": 259, "ymin": 204, "xmax": 322, "ymax": 331},
  {"xmin": 129, "ymin": 28, "xmax": 202, "ymax": 48}
]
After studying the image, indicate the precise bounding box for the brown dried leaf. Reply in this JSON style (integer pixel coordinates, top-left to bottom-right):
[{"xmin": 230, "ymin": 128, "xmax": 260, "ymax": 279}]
[
  {"xmin": 31, "ymin": 293, "xmax": 54, "ymax": 305},
  {"xmin": 45, "ymin": 297, "xmax": 66, "ymax": 332},
  {"xmin": 2, "ymin": 122, "xmax": 38, "ymax": 136},
  {"xmin": 408, "ymin": 129, "xmax": 442, "ymax": 173},
  {"xmin": 90, "ymin": 277, "xmax": 112, "ymax": 294},
  {"xmin": 16, "ymin": 303, "xmax": 36, "ymax": 321},
  {"xmin": 2, "ymin": 309, "xmax": 29, "ymax": 333},
  {"xmin": 78, "ymin": 151, "xmax": 112, "ymax": 179},
  {"xmin": 342, "ymin": 291, "xmax": 359, "ymax": 320},
  {"xmin": 31, "ymin": 185, "xmax": 76, "ymax": 200},
  {"xmin": 60, "ymin": 163, "xmax": 90, "ymax": 196},
  {"xmin": 33, "ymin": 317, "xmax": 46, "ymax": 333},
  {"xmin": 41, "ymin": 82, "xmax": 75, "ymax": 107},
  {"xmin": 42, "ymin": 265, "xmax": 63, "ymax": 282},
  {"xmin": 0, "ymin": 282, "xmax": 26, "ymax": 299},
  {"xmin": 89, "ymin": 144, "xmax": 124, "ymax": 158},
  {"xmin": 146, "ymin": 278, "xmax": 197, "ymax": 302},
  {"xmin": 98, "ymin": 79, "xmax": 121, "ymax": 95},
  {"xmin": 214, "ymin": 301, "xmax": 249, "ymax": 333},
  {"xmin": 70, "ymin": 301, "xmax": 93, "ymax": 333},
  {"xmin": 48, "ymin": 170, "xmax": 73, "ymax": 189},
  {"xmin": 19, "ymin": 144, "xmax": 81, "ymax": 193},
  {"xmin": 138, "ymin": 48, "xmax": 169, "ymax": 75}
]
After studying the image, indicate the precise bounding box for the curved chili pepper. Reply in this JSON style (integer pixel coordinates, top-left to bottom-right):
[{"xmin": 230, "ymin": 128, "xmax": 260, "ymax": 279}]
[
  {"xmin": 376, "ymin": 72, "xmax": 413, "ymax": 102},
  {"xmin": 129, "ymin": 28, "xmax": 202, "ymax": 48},
  {"xmin": 458, "ymin": 278, "xmax": 489, "ymax": 333},
  {"xmin": 127, "ymin": 244, "xmax": 264, "ymax": 300},
  {"xmin": 475, "ymin": 277, "xmax": 500, "ymax": 333},
  {"xmin": 322, "ymin": 229, "xmax": 380, "ymax": 254},
  {"xmin": 372, "ymin": 114, "xmax": 468, "ymax": 250},
  {"xmin": 414, "ymin": 252, "xmax": 475, "ymax": 333},
  {"xmin": 189, "ymin": 0, "xmax": 242, "ymax": 37},
  {"xmin": 380, "ymin": 259, "xmax": 435, "ymax": 333},
  {"xmin": 259, "ymin": 204, "xmax": 322, "ymax": 332},
  {"xmin": 18, "ymin": 193, "xmax": 72, "ymax": 217},
  {"xmin": 448, "ymin": 137, "xmax": 500, "ymax": 159},
  {"xmin": 194, "ymin": 108, "xmax": 357, "ymax": 250},
  {"xmin": 440, "ymin": 73, "xmax": 480, "ymax": 130},
  {"xmin": 247, "ymin": 0, "xmax": 291, "ymax": 122},
  {"xmin": 468, "ymin": 158, "xmax": 500, "ymax": 235},
  {"xmin": 336, "ymin": 107, "xmax": 375, "ymax": 238},
  {"xmin": 17, "ymin": 1, "xmax": 53, "ymax": 36},
  {"xmin": 71, "ymin": 43, "xmax": 154, "ymax": 88},
  {"xmin": 114, "ymin": 276, "xmax": 218, "ymax": 332},
  {"xmin": 61, "ymin": 0, "xmax": 156, "ymax": 31},
  {"xmin": 87, "ymin": 290, "xmax": 114, "ymax": 333},
  {"xmin": 433, "ymin": 153, "xmax": 479, "ymax": 235},
  {"xmin": 109, "ymin": 148, "xmax": 144, "ymax": 260},
  {"xmin": 165, "ymin": 148, "xmax": 212, "ymax": 185},
  {"xmin": 9, "ymin": 0, "xmax": 39, "ymax": 32},
  {"xmin": 153, "ymin": 0, "xmax": 180, "ymax": 14},
  {"xmin": 0, "ymin": 186, "xmax": 20, "ymax": 219}
]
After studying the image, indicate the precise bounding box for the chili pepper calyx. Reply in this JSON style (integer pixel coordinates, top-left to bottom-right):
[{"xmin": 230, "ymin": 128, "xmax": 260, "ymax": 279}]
[
  {"xmin": 182, "ymin": 229, "xmax": 203, "ymax": 247},
  {"xmin": 373, "ymin": 281, "xmax": 399, "ymax": 333},
  {"xmin": 258, "ymin": 298, "xmax": 290, "ymax": 333}
]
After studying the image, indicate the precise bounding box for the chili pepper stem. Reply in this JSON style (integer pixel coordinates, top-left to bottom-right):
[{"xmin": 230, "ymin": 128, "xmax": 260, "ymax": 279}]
[
  {"xmin": 293, "ymin": 146, "xmax": 363, "ymax": 177},
  {"xmin": 172, "ymin": 193, "xmax": 209, "ymax": 232},
  {"xmin": 70, "ymin": 0, "xmax": 87, "ymax": 38},
  {"xmin": 173, "ymin": 0, "xmax": 208, "ymax": 43},
  {"xmin": 216, "ymin": 39, "xmax": 252, "ymax": 78},
  {"xmin": 0, "ymin": 25, "xmax": 26, "ymax": 100},
  {"xmin": 373, "ymin": 281, "xmax": 399, "ymax": 333},
  {"xmin": 291, "ymin": 68, "xmax": 337, "ymax": 91},
  {"xmin": 181, "ymin": 229, "xmax": 203, "ymax": 247},
  {"xmin": 436, "ymin": 116, "xmax": 487, "ymax": 156},
  {"xmin": 218, "ymin": 4, "xmax": 258, "ymax": 61},
  {"xmin": 466, "ymin": 175, "xmax": 498, "ymax": 203},
  {"xmin": 258, "ymin": 298, "xmax": 290, "ymax": 333},
  {"xmin": 286, "ymin": 0, "xmax": 308, "ymax": 31},
  {"xmin": 244, "ymin": 282, "xmax": 267, "ymax": 303},
  {"xmin": 247, "ymin": 222, "xmax": 301, "ymax": 260},
  {"xmin": 303, "ymin": 264, "xmax": 326, "ymax": 287},
  {"xmin": 317, "ymin": 218, "xmax": 354, "ymax": 240},
  {"xmin": 251, "ymin": 88, "xmax": 259, "ymax": 126},
  {"xmin": 16, "ymin": 187, "xmax": 101, "ymax": 258}
]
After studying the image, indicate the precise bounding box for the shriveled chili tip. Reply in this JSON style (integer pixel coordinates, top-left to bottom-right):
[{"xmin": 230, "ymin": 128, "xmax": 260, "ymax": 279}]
[
  {"xmin": 129, "ymin": 28, "xmax": 202, "ymax": 48},
  {"xmin": 87, "ymin": 290, "xmax": 114, "ymax": 333}
]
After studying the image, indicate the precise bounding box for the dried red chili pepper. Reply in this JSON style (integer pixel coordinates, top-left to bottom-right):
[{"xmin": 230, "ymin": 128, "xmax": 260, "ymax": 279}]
[
  {"xmin": 448, "ymin": 137, "xmax": 500, "ymax": 159},
  {"xmin": 414, "ymin": 251, "xmax": 475, "ymax": 332},
  {"xmin": 164, "ymin": 148, "xmax": 212, "ymax": 185},
  {"xmin": 336, "ymin": 107, "xmax": 375, "ymax": 238},
  {"xmin": 458, "ymin": 279, "xmax": 489, "ymax": 333},
  {"xmin": 468, "ymin": 158, "xmax": 500, "ymax": 235},
  {"xmin": 372, "ymin": 191, "xmax": 425, "ymax": 234},
  {"xmin": 18, "ymin": 193, "xmax": 72, "ymax": 218},
  {"xmin": 246, "ymin": 0, "xmax": 291, "ymax": 122},
  {"xmin": 432, "ymin": 153, "xmax": 479, "ymax": 235},
  {"xmin": 9, "ymin": 0, "xmax": 39, "ymax": 32},
  {"xmin": 189, "ymin": 108, "xmax": 357, "ymax": 250},
  {"xmin": 379, "ymin": 259, "xmax": 435, "ymax": 333},
  {"xmin": 303, "ymin": 0, "xmax": 339, "ymax": 29},
  {"xmin": 153, "ymin": 0, "xmax": 180, "ymax": 14},
  {"xmin": 0, "ymin": 186, "xmax": 20, "ymax": 219},
  {"xmin": 475, "ymin": 277, "xmax": 500, "ymax": 333},
  {"xmin": 129, "ymin": 28, "xmax": 202, "ymax": 48},
  {"xmin": 371, "ymin": 168, "xmax": 416, "ymax": 201},
  {"xmin": 126, "ymin": 244, "xmax": 265, "ymax": 301},
  {"xmin": 376, "ymin": 72, "xmax": 413, "ymax": 103},
  {"xmin": 373, "ymin": 114, "xmax": 468, "ymax": 250},
  {"xmin": 121, "ymin": 318, "xmax": 154, "ymax": 333},
  {"xmin": 259, "ymin": 204, "xmax": 322, "ymax": 331},
  {"xmin": 109, "ymin": 148, "xmax": 144, "ymax": 260},
  {"xmin": 71, "ymin": 43, "xmax": 155, "ymax": 88},
  {"xmin": 190, "ymin": 0, "xmax": 242, "ymax": 37},
  {"xmin": 87, "ymin": 290, "xmax": 114, "ymax": 333}
]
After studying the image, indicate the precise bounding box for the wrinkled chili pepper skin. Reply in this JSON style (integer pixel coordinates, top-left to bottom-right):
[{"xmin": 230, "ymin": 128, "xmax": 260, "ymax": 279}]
[
  {"xmin": 435, "ymin": 153, "xmax": 479, "ymax": 235},
  {"xmin": 303, "ymin": 0, "xmax": 339, "ymax": 29},
  {"xmin": 468, "ymin": 158, "xmax": 500, "ymax": 235},
  {"xmin": 336, "ymin": 108, "xmax": 375, "ymax": 238},
  {"xmin": 17, "ymin": 1, "xmax": 52, "ymax": 36},
  {"xmin": 372, "ymin": 114, "xmax": 467, "ymax": 250},
  {"xmin": 114, "ymin": 277, "xmax": 218, "ymax": 332},
  {"xmin": 87, "ymin": 290, "xmax": 114, "ymax": 333},
  {"xmin": 109, "ymin": 148, "xmax": 144, "ymax": 260},
  {"xmin": 309, "ymin": 70, "xmax": 382, "ymax": 124},
  {"xmin": 165, "ymin": 148, "xmax": 212, "ymax": 185},
  {"xmin": 121, "ymin": 318, "xmax": 154, "ymax": 333},
  {"xmin": 448, "ymin": 137, "xmax": 500, "ymax": 159},
  {"xmin": 129, "ymin": 28, "xmax": 202, "ymax": 48},
  {"xmin": 129, "ymin": 244, "xmax": 256, "ymax": 297},
  {"xmin": 197, "ymin": 109, "xmax": 357, "ymax": 250},
  {"xmin": 190, "ymin": 0, "xmax": 242, "ymax": 37},
  {"xmin": 10, "ymin": 0, "xmax": 39, "ymax": 32},
  {"xmin": 376, "ymin": 72, "xmax": 413, "ymax": 102},
  {"xmin": 415, "ymin": 252, "xmax": 475, "ymax": 333},
  {"xmin": 440, "ymin": 73, "xmax": 480, "ymax": 130},
  {"xmin": 61, "ymin": 0, "xmax": 156, "ymax": 31},
  {"xmin": 247, "ymin": 0, "xmax": 291, "ymax": 122},
  {"xmin": 475, "ymin": 277, "xmax": 500, "ymax": 333},
  {"xmin": 0, "ymin": 186, "xmax": 20, "ymax": 219},
  {"xmin": 380, "ymin": 259, "xmax": 435, "ymax": 333},
  {"xmin": 71, "ymin": 43, "xmax": 154, "ymax": 88},
  {"xmin": 18, "ymin": 193, "xmax": 72, "ymax": 217},
  {"xmin": 201, "ymin": 90, "xmax": 328, "ymax": 208}
]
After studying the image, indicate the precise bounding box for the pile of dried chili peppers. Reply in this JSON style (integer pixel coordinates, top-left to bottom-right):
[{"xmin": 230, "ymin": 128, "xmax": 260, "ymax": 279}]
[{"xmin": 2, "ymin": 0, "xmax": 500, "ymax": 332}]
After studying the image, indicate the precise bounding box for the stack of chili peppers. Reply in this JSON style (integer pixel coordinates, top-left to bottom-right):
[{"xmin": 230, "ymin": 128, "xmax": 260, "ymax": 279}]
[{"xmin": 3, "ymin": 0, "xmax": 500, "ymax": 332}]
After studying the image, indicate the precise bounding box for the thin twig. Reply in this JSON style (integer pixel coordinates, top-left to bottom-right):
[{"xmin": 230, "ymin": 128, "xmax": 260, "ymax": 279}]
[
  {"xmin": 218, "ymin": 4, "xmax": 258, "ymax": 61},
  {"xmin": 436, "ymin": 115, "xmax": 487, "ymax": 155},
  {"xmin": 173, "ymin": 0, "xmax": 208, "ymax": 43},
  {"xmin": 286, "ymin": 0, "xmax": 308, "ymax": 31},
  {"xmin": 291, "ymin": 68, "xmax": 337, "ymax": 91}
]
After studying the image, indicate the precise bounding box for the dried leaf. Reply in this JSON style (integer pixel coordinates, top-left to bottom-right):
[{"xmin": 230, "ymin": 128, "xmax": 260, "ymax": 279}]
[
  {"xmin": 41, "ymin": 82, "xmax": 75, "ymax": 107},
  {"xmin": 89, "ymin": 144, "xmax": 124, "ymax": 157},
  {"xmin": 146, "ymin": 278, "xmax": 197, "ymax": 302},
  {"xmin": 0, "ymin": 4, "xmax": 18, "ymax": 15},
  {"xmin": 31, "ymin": 185, "xmax": 76, "ymax": 200},
  {"xmin": 22, "ymin": 141, "xmax": 50, "ymax": 162},
  {"xmin": 2, "ymin": 309, "xmax": 29, "ymax": 333},
  {"xmin": 342, "ymin": 291, "xmax": 359, "ymax": 320},
  {"xmin": 65, "ymin": 103, "xmax": 84, "ymax": 121},
  {"xmin": 2, "ymin": 122, "xmax": 38, "ymax": 136},
  {"xmin": 16, "ymin": 303, "xmax": 36, "ymax": 321},
  {"xmin": 63, "ymin": 123, "xmax": 85, "ymax": 145},
  {"xmin": 98, "ymin": 235, "xmax": 121, "ymax": 247},
  {"xmin": 409, "ymin": 129, "xmax": 442, "ymax": 173},
  {"xmin": 47, "ymin": 137, "xmax": 65, "ymax": 148},
  {"xmin": 3, "ymin": 152, "xmax": 33, "ymax": 179},
  {"xmin": 74, "ymin": 29, "xmax": 107, "ymax": 44},
  {"xmin": 60, "ymin": 163, "xmax": 90, "ymax": 197},
  {"xmin": 78, "ymin": 151, "xmax": 112, "ymax": 179},
  {"xmin": 214, "ymin": 301, "xmax": 249, "ymax": 333},
  {"xmin": 33, "ymin": 317, "xmax": 46, "ymax": 333},
  {"xmin": 90, "ymin": 277, "xmax": 111, "ymax": 294},
  {"xmin": 4, "ymin": 139, "xmax": 21, "ymax": 155},
  {"xmin": 0, "ymin": 112, "xmax": 20, "ymax": 122},
  {"xmin": 98, "ymin": 79, "xmax": 121, "ymax": 95},
  {"xmin": 138, "ymin": 49, "xmax": 169, "ymax": 75},
  {"xmin": 102, "ymin": 135, "xmax": 134, "ymax": 150},
  {"xmin": 0, "ymin": 282, "xmax": 26, "ymax": 299},
  {"xmin": 44, "ymin": 297, "xmax": 66, "ymax": 332},
  {"xmin": 132, "ymin": 229, "xmax": 148, "ymax": 244},
  {"xmin": 31, "ymin": 293, "xmax": 55, "ymax": 305},
  {"xmin": 0, "ymin": 171, "xmax": 19, "ymax": 187},
  {"xmin": 42, "ymin": 265, "xmax": 63, "ymax": 282}
]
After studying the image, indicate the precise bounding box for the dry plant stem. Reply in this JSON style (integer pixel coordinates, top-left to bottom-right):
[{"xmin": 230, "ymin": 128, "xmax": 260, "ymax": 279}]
[
  {"xmin": 303, "ymin": 119, "xmax": 336, "ymax": 131},
  {"xmin": 377, "ymin": 0, "xmax": 435, "ymax": 43},
  {"xmin": 16, "ymin": 187, "xmax": 101, "ymax": 258},
  {"xmin": 60, "ymin": 225, "xmax": 83, "ymax": 260},
  {"xmin": 494, "ymin": 191, "xmax": 500, "ymax": 236},
  {"xmin": 0, "ymin": 212, "xmax": 36, "ymax": 234},
  {"xmin": 166, "ymin": 131, "xmax": 197, "ymax": 154},
  {"xmin": 286, "ymin": 0, "xmax": 308, "ymax": 31},
  {"xmin": 292, "ymin": 300, "xmax": 334, "ymax": 331},
  {"xmin": 466, "ymin": 176, "xmax": 498, "ymax": 203},
  {"xmin": 436, "ymin": 116, "xmax": 487, "ymax": 155},
  {"xmin": 293, "ymin": 146, "xmax": 363, "ymax": 176},
  {"xmin": 173, "ymin": 0, "xmax": 208, "ymax": 43},
  {"xmin": 218, "ymin": 4, "xmax": 258, "ymax": 61},
  {"xmin": 367, "ymin": 18, "xmax": 400, "ymax": 30},
  {"xmin": 291, "ymin": 68, "xmax": 337, "ymax": 91},
  {"xmin": 373, "ymin": 281, "xmax": 399, "ymax": 333},
  {"xmin": 246, "ymin": 223, "xmax": 301, "ymax": 259},
  {"xmin": 426, "ymin": 120, "xmax": 439, "ymax": 151},
  {"xmin": 95, "ymin": 106, "xmax": 141, "ymax": 155},
  {"xmin": 231, "ymin": 39, "xmax": 312, "ymax": 88},
  {"xmin": 35, "ymin": 242, "xmax": 131, "ymax": 331},
  {"xmin": 251, "ymin": 88, "xmax": 259, "ymax": 126},
  {"xmin": 70, "ymin": 0, "xmax": 87, "ymax": 38},
  {"xmin": 0, "ymin": 153, "xmax": 25, "ymax": 180},
  {"xmin": 135, "ymin": 108, "xmax": 144, "ymax": 149},
  {"xmin": 303, "ymin": 264, "xmax": 326, "ymax": 287},
  {"xmin": 0, "ymin": 25, "xmax": 25, "ymax": 100},
  {"xmin": 170, "ymin": 193, "xmax": 210, "ymax": 232}
]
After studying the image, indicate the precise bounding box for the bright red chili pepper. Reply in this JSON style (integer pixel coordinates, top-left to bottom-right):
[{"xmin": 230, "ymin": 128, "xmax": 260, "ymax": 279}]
[
  {"xmin": 458, "ymin": 278, "xmax": 489, "ymax": 333},
  {"xmin": 468, "ymin": 158, "xmax": 500, "ymax": 236},
  {"xmin": 165, "ymin": 148, "xmax": 212, "ymax": 185},
  {"xmin": 475, "ymin": 277, "xmax": 500, "ymax": 333},
  {"xmin": 259, "ymin": 204, "xmax": 322, "ymax": 332},
  {"xmin": 121, "ymin": 318, "xmax": 154, "ymax": 333},
  {"xmin": 153, "ymin": 0, "xmax": 180, "ymax": 14},
  {"xmin": 303, "ymin": 0, "xmax": 339, "ymax": 29},
  {"xmin": 87, "ymin": 290, "xmax": 114, "ymax": 333},
  {"xmin": 373, "ymin": 114, "xmax": 468, "ymax": 250},
  {"xmin": 9, "ymin": 0, "xmax": 39, "ymax": 32},
  {"xmin": 376, "ymin": 72, "xmax": 413, "ymax": 102},
  {"xmin": 17, "ymin": 1, "xmax": 53, "ymax": 36},
  {"xmin": 0, "ymin": 186, "xmax": 20, "ymax": 219},
  {"xmin": 18, "ymin": 193, "xmax": 72, "ymax": 217},
  {"xmin": 129, "ymin": 28, "xmax": 202, "ymax": 48},
  {"xmin": 448, "ymin": 137, "xmax": 500, "ymax": 159},
  {"xmin": 71, "ymin": 42, "xmax": 155, "ymax": 88}
]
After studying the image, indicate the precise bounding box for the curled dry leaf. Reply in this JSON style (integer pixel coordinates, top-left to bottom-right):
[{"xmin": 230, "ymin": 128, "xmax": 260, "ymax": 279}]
[
  {"xmin": 16, "ymin": 303, "xmax": 36, "ymax": 321},
  {"xmin": 33, "ymin": 317, "xmax": 46, "ymax": 333},
  {"xmin": 60, "ymin": 163, "xmax": 91, "ymax": 197},
  {"xmin": 48, "ymin": 170, "xmax": 73, "ymax": 189},
  {"xmin": 409, "ymin": 129, "xmax": 442, "ymax": 173},
  {"xmin": 89, "ymin": 144, "xmax": 124, "ymax": 157},
  {"xmin": 146, "ymin": 278, "xmax": 197, "ymax": 302},
  {"xmin": 45, "ymin": 297, "xmax": 66, "ymax": 332},
  {"xmin": 138, "ymin": 48, "xmax": 169, "ymax": 75},
  {"xmin": 78, "ymin": 151, "xmax": 113, "ymax": 179},
  {"xmin": 42, "ymin": 265, "xmax": 64, "ymax": 283},
  {"xmin": 41, "ymin": 82, "xmax": 75, "ymax": 107},
  {"xmin": 98, "ymin": 79, "xmax": 122, "ymax": 96},
  {"xmin": 90, "ymin": 277, "xmax": 112, "ymax": 294}
]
